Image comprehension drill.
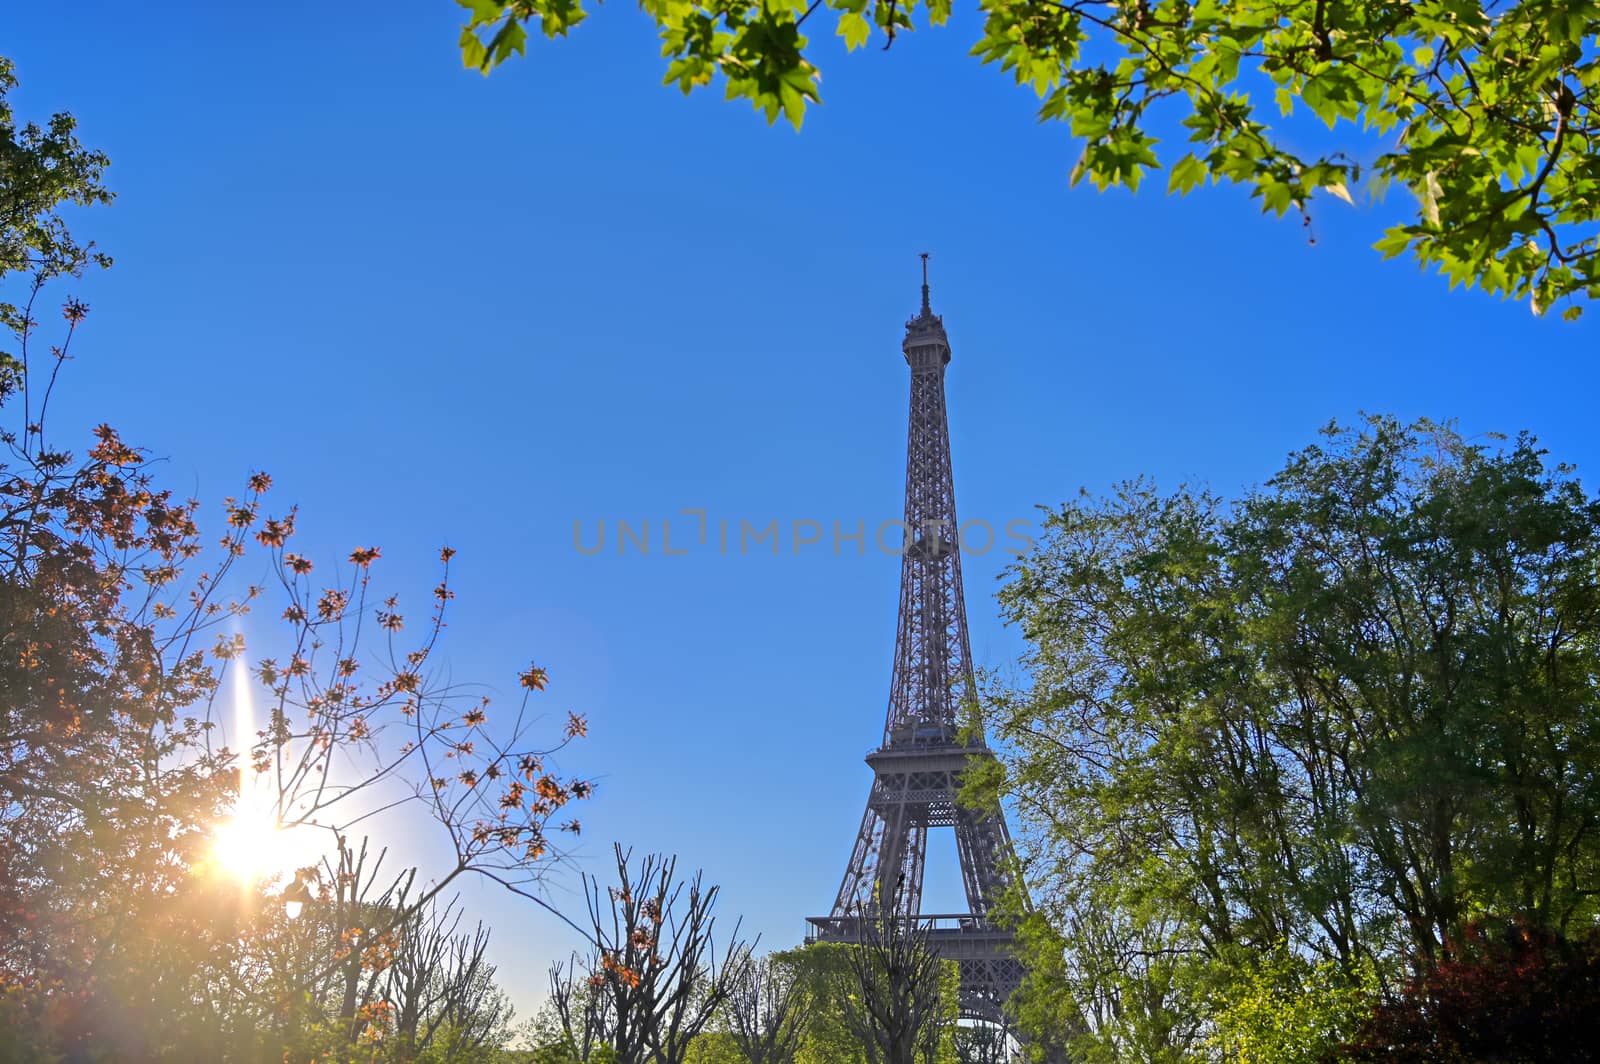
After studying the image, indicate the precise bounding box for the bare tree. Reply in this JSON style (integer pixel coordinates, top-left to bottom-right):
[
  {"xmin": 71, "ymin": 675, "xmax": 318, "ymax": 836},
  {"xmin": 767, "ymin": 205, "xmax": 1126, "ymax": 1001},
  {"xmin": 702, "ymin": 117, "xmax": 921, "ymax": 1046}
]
[
  {"xmin": 301, "ymin": 836, "xmax": 418, "ymax": 1043},
  {"xmin": 569, "ymin": 844, "xmax": 754, "ymax": 1064},
  {"xmin": 384, "ymin": 896, "xmax": 512, "ymax": 1055},
  {"xmin": 548, "ymin": 950, "xmax": 617, "ymax": 1062},
  {"xmin": 425, "ymin": 927, "xmax": 514, "ymax": 1051},
  {"xmin": 727, "ymin": 952, "xmax": 813, "ymax": 1064},
  {"xmin": 386, "ymin": 896, "xmax": 465, "ymax": 1050},
  {"xmin": 242, "ymin": 836, "xmax": 518, "ymax": 1054},
  {"xmin": 836, "ymin": 880, "xmax": 951, "ymax": 1064}
]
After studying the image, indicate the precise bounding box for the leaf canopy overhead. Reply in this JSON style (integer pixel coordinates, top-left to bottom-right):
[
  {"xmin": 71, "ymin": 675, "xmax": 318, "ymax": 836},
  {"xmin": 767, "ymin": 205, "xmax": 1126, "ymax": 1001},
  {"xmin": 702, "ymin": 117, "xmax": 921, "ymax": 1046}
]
[{"xmin": 457, "ymin": 0, "xmax": 1600, "ymax": 319}]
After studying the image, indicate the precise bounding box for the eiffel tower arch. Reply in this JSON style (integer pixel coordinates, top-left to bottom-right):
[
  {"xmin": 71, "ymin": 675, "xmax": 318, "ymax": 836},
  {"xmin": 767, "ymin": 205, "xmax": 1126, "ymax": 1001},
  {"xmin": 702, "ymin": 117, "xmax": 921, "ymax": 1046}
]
[{"xmin": 808, "ymin": 259, "xmax": 1026, "ymax": 1025}]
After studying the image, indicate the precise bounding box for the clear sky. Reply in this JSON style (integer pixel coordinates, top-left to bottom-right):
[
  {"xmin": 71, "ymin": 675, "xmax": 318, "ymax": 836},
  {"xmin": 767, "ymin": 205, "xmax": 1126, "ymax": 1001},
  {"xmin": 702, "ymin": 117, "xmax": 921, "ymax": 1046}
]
[{"xmin": 8, "ymin": 0, "xmax": 1599, "ymax": 1019}]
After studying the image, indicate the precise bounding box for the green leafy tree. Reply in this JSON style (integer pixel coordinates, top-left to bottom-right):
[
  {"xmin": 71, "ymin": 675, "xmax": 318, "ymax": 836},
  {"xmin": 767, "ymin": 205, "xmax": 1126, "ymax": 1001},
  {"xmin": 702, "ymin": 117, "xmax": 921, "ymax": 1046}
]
[
  {"xmin": 772, "ymin": 939, "xmax": 960, "ymax": 1064},
  {"xmin": 685, "ymin": 1030, "xmax": 748, "ymax": 1064},
  {"xmin": 725, "ymin": 952, "xmax": 814, "ymax": 1064},
  {"xmin": 979, "ymin": 416, "xmax": 1600, "ymax": 1058},
  {"xmin": 519, "ymin": 998, "xmax": 618, "ymax": 1063},
  {"xmin": 1207, "ymin": 948, "xmax": 1377, "ymax": 1064},
  {"xmin": 0, "ymin": 56, "xmax": 111, "ymax": 355},
  {"xmin": 771, "ymin": 943, "xmax": 869, "ymax": 1064},
  {"xmin": 456, "ymin": 1, "xmax": 1600, "ymax": 318}
]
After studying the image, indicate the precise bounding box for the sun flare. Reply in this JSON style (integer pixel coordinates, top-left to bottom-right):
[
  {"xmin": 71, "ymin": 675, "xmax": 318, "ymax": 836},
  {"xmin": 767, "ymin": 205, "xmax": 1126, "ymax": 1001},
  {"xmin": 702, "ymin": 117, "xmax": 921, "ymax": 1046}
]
[
  {"xmin": 208, "ymin": 631, "xmax": 297, "ymax": 884},
  {"xmin": 210, "ymin": 807, "xmax": 289, "ymax": 883}
]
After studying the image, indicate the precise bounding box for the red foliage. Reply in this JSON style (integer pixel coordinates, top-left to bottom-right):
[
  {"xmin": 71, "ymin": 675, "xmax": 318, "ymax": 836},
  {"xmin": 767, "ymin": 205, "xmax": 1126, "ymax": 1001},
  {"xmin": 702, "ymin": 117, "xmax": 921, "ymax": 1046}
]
[{"xmin": 1336, "ymin": 919, "xmax": 1600, "ymax": 1063}]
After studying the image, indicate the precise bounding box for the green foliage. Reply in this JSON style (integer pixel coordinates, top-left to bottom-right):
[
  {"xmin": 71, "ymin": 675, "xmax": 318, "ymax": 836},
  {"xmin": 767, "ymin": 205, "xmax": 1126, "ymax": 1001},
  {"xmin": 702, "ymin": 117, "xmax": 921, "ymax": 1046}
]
[
  {"xmin": 1207, "ymin": 949, "xmax": 1377, "ymax": 1064},
  {"xmin": 519, "ymin": 1008, "xmax": 619, "ymax": 1064},
  {"xmin": 772, "ymin": 943, "xmax": 870, "ymax": 1064},
  {"xmin": 986, "ymin": 416, "xmax": 1600, "ymax": 1058},
  {"xmin": 456, "ymin": 1, "xmax": 1600, "ymax": 317},
  {"xmin": 683, "ymin": 1030, "xmax": 745, "ymax": 1064},
  {"xmin": 456, "ymin": 0, "xmax": 823, "ymax": 129},
  {"xmin": 0, "ymin": 57, "xmax": 111, "ymax": 397},
  {"xmin": 772, "ymin": 940, "xmax": 959, "ymax": 1064},
  {"xmin": 0, "ymin": 57, "xmax": 111, "ymax": 283},
  {"xmin": 408, "ymin": 1025, "xmax": 524, "ymax": 1063}
]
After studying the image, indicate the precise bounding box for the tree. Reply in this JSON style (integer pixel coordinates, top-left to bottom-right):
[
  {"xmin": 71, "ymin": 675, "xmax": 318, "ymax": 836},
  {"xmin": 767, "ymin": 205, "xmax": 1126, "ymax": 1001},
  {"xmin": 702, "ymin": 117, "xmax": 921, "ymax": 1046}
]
[
  {"xmin": 383, "ymin": 896, "xmax": 516, "ymax": 1056},
  {"xmin": 952, "ymin": 1019, "xmax": 1014, "ymax": 1064},
  {"xmin": 1207, "ymin": 947, "xmax": 1376, "ymax": 1064},
  {"xmin": 1337, "ymin": 918, "xmax": 1600, "ymax": 1063},
  {"xmin": 547, "ymin": 951, "xmax": 619, "ymax": 1062},
  {"xmin": 977, "ymin": 415, "xmax": 1600, "ymax": 1058},
  {"xmin": 0, "ymin": 57, "xmax": 589, "ymax": 1059},
  {"xmin": 0, "ymin": 255, "xmax": 247, "ymax": 1058},
  {"xmin": 685, "ymin": 1031, "xmax": 748, "ymax": 1064},
  {"xmin": 834, "ymin": 882, "xmax": 955, "ymax": 1064},
  {"xmin": 769, "ymin": 943, "xmax": 870, "ymax": 1064},
  {"xmin": 552, "ymin": 845, "xmax": 753, "ymax": 1064},
  {"xmin": 455, "ymin": 0, "xmax": 1600, "ymax": 319},
  {"xmin": 727, "ymin": 952, "xmax": 814, "ymax": 1064},
  {"xmin": 0, "ymin": 311, "xmax": 588, "ymax": 1055},
  {"xmin": 0, "ymin": 55, "xmax": 110, "ymax": 346},
  {"xmin": 257, "ymin": 836, "xmax": 510, "ymax": 1057}
]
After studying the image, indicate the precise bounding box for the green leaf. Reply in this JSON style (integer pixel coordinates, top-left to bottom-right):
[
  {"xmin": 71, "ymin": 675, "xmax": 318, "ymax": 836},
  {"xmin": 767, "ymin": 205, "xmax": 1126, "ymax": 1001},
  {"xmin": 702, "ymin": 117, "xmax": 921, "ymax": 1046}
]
[
  {"xmin": 837, "ymin": 11, "xmax": 871, "ymax": 51},
  {"xmin": 1374, "ymin": 227, "xmax": 1412, "ymax": 259},
  {"xmin": 1168, "ymin": 154, "xmax": 1208, "ymax": 195},
  {"xmin": 456, "ymin": 0, "xmax": 504, "ymax": 24},
  {"xmin": 459, "ymin": 26, "xmax": 490, "ymax": 72},
  {"xmin": 1260, "ymin": 179, "xmax": 1294, "ymax": 216},
  {"xmin": 488, "ymin": 19, "xmax": 529, "ymax": 63}
]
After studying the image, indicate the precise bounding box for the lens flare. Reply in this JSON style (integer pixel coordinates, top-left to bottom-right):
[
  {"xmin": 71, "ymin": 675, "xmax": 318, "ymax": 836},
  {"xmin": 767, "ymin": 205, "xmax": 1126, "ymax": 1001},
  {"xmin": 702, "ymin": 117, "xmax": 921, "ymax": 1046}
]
[{"xmin": 210, "ymin": 638, "xmax": 290, "ymax": 883}]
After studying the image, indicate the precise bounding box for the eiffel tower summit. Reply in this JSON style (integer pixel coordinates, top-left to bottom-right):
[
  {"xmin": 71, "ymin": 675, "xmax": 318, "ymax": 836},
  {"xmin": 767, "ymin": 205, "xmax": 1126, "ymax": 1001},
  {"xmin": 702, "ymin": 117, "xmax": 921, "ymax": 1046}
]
[{"xmin": 808, "ymin": 257, "xmax": 1025, "ymax": 1024}]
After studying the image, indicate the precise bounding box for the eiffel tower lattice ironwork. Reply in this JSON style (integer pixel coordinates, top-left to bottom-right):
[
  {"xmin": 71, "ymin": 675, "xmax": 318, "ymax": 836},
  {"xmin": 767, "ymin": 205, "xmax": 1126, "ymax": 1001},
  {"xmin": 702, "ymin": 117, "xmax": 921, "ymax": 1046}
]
[{"xmin": 807, "ymin": 257, "xmax": 1024, "ymax": 1023}]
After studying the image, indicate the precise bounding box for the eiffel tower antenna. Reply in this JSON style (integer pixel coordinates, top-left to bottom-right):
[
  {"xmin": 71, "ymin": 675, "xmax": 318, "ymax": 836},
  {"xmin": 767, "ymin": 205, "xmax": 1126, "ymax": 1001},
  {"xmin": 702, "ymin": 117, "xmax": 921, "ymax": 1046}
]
[{"xmin": 807, "ymin": 257, "xmax": 1025, "ymax": 1024}]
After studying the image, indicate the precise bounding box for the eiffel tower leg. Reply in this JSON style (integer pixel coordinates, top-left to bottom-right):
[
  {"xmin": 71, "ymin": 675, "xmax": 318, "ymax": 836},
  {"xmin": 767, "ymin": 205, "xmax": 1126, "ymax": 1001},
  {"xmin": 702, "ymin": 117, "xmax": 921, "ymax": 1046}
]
[
  {"xmin": 901, "ymin": 820, "xmax": 928, "ymax": 913},
  {"xmin": 954, "ymin": 806, "xmax": 1016, "ymax": 918},
  {"xmin": 953, "ymin": 807, "xmax": 1023, "ymax": 1023},
  {"xmin": 874, "ymin": 801, "xmax": 912, "ymax": 911},
  {"xmin": 832, "ymin": 803, "xmax": 886, "ymax": 916}
]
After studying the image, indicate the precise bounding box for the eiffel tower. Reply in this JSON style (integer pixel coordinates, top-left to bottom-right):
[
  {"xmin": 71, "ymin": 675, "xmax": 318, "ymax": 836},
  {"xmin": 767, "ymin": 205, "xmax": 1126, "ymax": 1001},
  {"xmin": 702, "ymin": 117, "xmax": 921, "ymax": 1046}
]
[{"xmin": 808, "ymin": 257, "xmax": 1024, "ymax": 1024}]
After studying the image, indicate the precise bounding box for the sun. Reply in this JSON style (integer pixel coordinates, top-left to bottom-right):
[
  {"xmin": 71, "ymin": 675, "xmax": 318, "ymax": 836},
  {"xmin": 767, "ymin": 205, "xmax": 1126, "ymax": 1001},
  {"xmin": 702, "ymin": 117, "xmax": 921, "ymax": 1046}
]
[
  {"xmin": 212, "ymin": 641, "xmax": 320, "ymax": 886},
  {"xmin": 210, "ymin": 807, "xmax": 289, "ymax": 883},
  {"xmin": 211, "ymin": 632, "xmax": 301, "ymax": 884}
]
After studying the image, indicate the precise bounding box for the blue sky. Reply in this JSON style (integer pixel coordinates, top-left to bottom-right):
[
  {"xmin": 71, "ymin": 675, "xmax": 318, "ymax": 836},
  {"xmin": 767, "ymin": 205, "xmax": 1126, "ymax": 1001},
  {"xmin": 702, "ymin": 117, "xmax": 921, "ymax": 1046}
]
[{"xmin": 9, "ymin": 0, "xmax": 1598, "ymax": 1017}]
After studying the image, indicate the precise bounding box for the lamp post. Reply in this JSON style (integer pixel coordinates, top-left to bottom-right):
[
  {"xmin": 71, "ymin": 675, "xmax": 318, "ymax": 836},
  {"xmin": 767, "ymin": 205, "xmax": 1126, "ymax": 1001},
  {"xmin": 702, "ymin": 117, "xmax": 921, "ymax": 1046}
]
[{"xmin": 282, "ymin": 877, "xmax": 312, "ymax": 920}]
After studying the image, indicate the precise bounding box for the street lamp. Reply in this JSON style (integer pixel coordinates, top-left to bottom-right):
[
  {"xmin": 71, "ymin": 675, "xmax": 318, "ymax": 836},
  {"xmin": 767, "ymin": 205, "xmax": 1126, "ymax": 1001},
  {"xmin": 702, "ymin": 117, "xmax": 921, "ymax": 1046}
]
[{"xmin": 282, "ymin": 877, "xmax": 313, "ymax": 920}]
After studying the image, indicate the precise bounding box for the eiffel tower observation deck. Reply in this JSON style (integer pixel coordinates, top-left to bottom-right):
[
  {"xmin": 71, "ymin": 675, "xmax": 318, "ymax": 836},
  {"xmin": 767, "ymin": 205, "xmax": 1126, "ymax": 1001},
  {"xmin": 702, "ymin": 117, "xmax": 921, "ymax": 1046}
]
[{"xmin": 808, "ymin": 258, "xmax": 1024, "ymax": 1024}]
